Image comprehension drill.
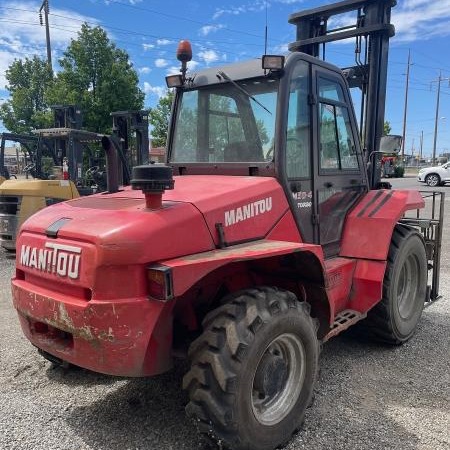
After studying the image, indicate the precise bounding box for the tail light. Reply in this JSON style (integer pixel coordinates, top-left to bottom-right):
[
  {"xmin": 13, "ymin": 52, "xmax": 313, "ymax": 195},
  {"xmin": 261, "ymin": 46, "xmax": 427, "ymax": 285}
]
[{"xmin": 147, "ymin": 265, "xmax": 173, "ymax": 301}]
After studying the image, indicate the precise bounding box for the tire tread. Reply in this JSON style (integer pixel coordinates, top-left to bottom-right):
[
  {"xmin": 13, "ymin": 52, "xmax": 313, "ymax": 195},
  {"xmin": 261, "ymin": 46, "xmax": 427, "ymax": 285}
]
[
  {"xmin": 364, "ymin": 224, "xmax": 426, "ymax": 344},
  {"xmin": 183, "ymin": 287, "xmax": 318, "ymax": 450}
]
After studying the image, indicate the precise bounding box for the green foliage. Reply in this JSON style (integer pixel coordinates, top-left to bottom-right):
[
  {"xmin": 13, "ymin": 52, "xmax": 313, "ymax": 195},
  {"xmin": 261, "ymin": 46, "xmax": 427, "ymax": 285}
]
[
  {"xmin": 0, "ymin": 25, "xmax": 144, "ymax": 135},
  {"xmin": 0, "ymin": 56, "xmax": 53, "ymax": 133},
  {"xmin": 149, "ymin": 91, "xmax": 174, "ymax": 148},
  {"xmin": 384, "ymin": 121, "xmax": 392, "ymax": 135},
  {"xmin": 46, "ymin": 24, "xmax": 144, "ymax": 133}
]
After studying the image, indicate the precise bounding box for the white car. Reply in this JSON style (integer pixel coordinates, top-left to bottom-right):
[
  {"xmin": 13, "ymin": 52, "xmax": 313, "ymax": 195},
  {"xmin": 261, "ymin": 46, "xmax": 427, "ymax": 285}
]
[{"xmin": 418, "ymin": 163, "xmax": 450, "ymax": 187}]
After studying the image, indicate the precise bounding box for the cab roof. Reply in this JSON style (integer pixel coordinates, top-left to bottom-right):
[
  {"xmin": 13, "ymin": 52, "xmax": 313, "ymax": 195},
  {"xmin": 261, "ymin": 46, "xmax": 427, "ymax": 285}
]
[{"xmin": 183, "ymin": 52, "xmax": 345, "ymax": 88}]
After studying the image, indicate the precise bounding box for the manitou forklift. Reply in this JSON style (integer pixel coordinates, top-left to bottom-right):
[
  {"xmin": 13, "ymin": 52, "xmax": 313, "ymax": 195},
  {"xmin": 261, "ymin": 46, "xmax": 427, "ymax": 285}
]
[
  {"xmin": 11, "ymin": 1, "xmax": 444, "ymax": 449},
  {"xmin": 0, "ymin": 107, "xmax": 148, "ymax": 250}
]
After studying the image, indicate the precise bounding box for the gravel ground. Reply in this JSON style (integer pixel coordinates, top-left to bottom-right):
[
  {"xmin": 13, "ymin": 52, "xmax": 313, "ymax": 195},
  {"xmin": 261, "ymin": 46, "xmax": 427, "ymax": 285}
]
[{"xmin": 0, "ymin": 178, "xmax": 449, "ymax": 450}]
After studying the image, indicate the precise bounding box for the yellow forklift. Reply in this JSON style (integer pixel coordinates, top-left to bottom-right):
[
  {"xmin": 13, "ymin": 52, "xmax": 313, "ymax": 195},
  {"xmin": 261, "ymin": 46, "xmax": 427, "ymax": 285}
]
[
  {"xmin": 0, "ymin": 132, "xmax": 47, "ymax": 184},
  {"xmin": 0, "ymin": 107, "xmax": 149, "ymax": 250}
]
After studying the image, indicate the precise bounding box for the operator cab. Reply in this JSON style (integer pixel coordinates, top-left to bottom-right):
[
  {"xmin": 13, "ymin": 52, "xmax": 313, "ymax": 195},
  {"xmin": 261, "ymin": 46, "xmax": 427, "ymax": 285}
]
[{"xmin": 166, "ymin": 44, "xmax": 368, "ymax": 256}]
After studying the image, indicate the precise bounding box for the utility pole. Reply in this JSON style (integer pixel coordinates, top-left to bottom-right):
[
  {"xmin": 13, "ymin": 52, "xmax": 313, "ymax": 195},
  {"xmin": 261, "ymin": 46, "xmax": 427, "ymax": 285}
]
[
  {"xmin": 431, "ymin": 72, "xmax": 450, "ymax": 165},
  {"xmin": 401, "ymin": 49, "xmax": 411, "ymax": 159},
  {"xmin": 419, "ymin": 130, "xmax": 423, "ymax": 161},
  {"xmin": 39, "ymin": 0, "xmax": 52, "ymax": 72}
]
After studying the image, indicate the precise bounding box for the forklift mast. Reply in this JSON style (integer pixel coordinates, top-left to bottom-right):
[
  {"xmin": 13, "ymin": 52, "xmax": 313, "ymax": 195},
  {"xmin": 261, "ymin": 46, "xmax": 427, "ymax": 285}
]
[
  {"xmin": 52, "ymin": 105, "xmax": 83, "ymax": 129},
  {"xmin": 111, "ymin": 110, "xmax": 149, "ymax": 185},
  {"xmin": 289, "ymin": 0, "xmax": 395, "ymax": 189}
]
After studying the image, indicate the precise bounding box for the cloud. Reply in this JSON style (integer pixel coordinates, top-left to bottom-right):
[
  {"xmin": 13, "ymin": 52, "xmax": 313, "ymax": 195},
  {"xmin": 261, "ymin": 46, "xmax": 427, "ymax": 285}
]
[
  {"xmin": 166, "ymin": 60, "xmax": 200, "ymax": 76},
  {"xmin": 213, "ymin": 1, "xmax": 267, "ymax": 20},
  {"xmin": 392, "ymin": 1, "xmax": 450, "ymax": 42},
  {"xmin": 198, "ymin": 50, "xmax": 220, "ymax": 64},
  {"xmin": 155, "ymin": 58, "xmax": 169, "ymax": 68},
  {"xmin": 0, "ymin": 1, "xmax": 98, "ymax": 88},
  {"xmin": 105, "ymin": 0, "xmax": 142, "ymax": 4},
  {"xmin": 138, "ymin": 66, "xmax": 151, "ymax": 74},
  {"xmin": 199, "ymin": 24, "xmax": 225, "ymax": 36},
  {"xmin": 274, "ymin": 0, "xmax": 304, "ymax": 4},
  {"xmin": 143, "ymin": 82, "xmax": 167, "ymax": 99},
  {"xmin": 156, "ymin": 39, "xmax": 174, "ymax": 46},
  {"xmin": 272, "ymin": 43, "xmax": 289, "ymax": 54},
  {"xmin": 142, "ymin": 43, "xmax": 155, "ymax": 51},
  {"xmin": 317, "ymin": 1, "xmax": 450, "ymax": 44}
]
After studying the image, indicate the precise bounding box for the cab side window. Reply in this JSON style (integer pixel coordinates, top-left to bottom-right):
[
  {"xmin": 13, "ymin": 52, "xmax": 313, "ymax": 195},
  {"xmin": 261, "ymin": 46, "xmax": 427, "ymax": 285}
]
[
  {"xmin": 318, "ymin": 77, "xmax": 358, "ymax": 171},
  {"xmin": 286, "ymin": 61, "xmax": 310, "ymax": 178}
]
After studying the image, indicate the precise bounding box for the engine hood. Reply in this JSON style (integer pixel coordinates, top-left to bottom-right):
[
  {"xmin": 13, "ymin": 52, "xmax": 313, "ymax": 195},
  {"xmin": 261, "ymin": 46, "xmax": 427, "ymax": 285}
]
[
  {"xmin": 165, "ymin": 175, "xmax": 289, "ymax": 246},
  {"xmin": 0, "ymin": 178, "xmax": 78, "ymax": 198},
  {"xmin": 17, "ymin": 175, "xmax": 289, "ymax": 265}
]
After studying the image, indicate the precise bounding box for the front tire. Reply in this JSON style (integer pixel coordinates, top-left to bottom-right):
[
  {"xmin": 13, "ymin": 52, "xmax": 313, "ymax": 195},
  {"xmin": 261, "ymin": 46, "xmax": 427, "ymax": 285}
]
[
  {"xmin": 425, "ymin": 173, "xmax": 440, "ymax": 187},
  {"xmin": 364, "ymin": 225, "xmax": 427, "ymax": 344},
  {"xmin": 183, "ymin": 287, "xmax": 319, "ymax": 450}
]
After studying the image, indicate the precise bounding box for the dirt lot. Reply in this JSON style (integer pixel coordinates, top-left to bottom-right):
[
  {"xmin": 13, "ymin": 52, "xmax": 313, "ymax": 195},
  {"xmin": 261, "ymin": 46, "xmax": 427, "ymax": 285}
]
[{"xmin": 0, "ymin": 177, "xmax": 449, "ymax": 450}]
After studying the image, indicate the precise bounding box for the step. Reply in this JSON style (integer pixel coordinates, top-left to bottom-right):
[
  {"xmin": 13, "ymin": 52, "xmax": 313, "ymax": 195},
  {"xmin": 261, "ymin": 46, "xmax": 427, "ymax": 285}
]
[{"xmin": 323, "ymin": 309, "xmax": 366, "ymax": 342}]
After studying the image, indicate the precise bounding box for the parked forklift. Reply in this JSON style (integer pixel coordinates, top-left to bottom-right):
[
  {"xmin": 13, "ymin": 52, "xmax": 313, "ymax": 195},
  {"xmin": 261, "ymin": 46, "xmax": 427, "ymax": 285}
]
[
  {"xmin": 0, "ymin": 132, "xmax": 44, "ymax": 183},
  {"xmin": 11, "ymin": 1, "xmax": 444, "ymax": 449},
  {"xmin": 0, "ymin": 107, "xmax": 148, "ymax": 250}
]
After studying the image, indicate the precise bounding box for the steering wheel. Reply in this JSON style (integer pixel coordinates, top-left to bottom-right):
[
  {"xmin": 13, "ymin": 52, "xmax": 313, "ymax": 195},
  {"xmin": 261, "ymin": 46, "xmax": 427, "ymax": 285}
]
[
  {"xmin": 23, "ymin": 163, "xmax": 36, "ymax": 173},
  {"xmin": 85, "ymin": 166, "xmax": 100, "ymax": 177}
]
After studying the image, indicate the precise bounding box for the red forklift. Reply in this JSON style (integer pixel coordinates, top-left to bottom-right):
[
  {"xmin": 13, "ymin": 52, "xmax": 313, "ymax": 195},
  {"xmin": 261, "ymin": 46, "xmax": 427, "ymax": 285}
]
[{"xmin": 11, "ymin": 1, "xmax": 444, "ymax": 449}]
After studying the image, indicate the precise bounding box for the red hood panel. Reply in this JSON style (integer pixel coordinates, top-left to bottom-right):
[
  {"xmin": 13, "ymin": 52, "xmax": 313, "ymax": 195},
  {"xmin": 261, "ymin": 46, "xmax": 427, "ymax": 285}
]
[
  {"xmin": 164, "ymin": 176, "xmax": 289, "ymax": 245},
  {"xmin": 18, "ymin": 198, "xmax": 215, "ymax": 266}
]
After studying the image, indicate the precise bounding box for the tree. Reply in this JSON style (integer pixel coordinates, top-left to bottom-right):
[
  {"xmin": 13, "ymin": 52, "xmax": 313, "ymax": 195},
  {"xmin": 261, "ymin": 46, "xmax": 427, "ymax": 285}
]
[
  {"xmin": 46, "ymin": 24, "xmax": 144, "ymax": 133},
  {"xmin": 0, "ymin": 56, "xmax": 53, "ymax": 133},
  {"xmin": 384, "ymin": 121, "xmax": 391, "ymax": 135},
  {"xmin": 149, "ymin": 91, "xmax": 174, "ymax": 148}
]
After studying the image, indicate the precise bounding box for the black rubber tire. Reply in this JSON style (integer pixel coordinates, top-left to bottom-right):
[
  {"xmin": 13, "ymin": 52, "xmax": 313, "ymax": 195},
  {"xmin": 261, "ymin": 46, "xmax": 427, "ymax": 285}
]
[
  {"xmin": 425, "ymin": 173, "xmax": 441, "ymax": 187},
  {"xmin": 364, "ymin": 225, "xmax": 427, "ymax": 344},
  {"xmin": 183, "ymin": 287, "xmax": 319, "ymax": 450}
]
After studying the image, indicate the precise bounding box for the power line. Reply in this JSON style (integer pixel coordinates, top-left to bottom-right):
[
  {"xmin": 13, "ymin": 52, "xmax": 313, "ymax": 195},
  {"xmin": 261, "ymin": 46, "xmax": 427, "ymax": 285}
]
[
  {"xmin": 87, "ymin": 0, "xmax": 276, "ymax": 41},
  {"xmin": 0, "ymin": 18, "xmax": 252, "ymax": 60}
]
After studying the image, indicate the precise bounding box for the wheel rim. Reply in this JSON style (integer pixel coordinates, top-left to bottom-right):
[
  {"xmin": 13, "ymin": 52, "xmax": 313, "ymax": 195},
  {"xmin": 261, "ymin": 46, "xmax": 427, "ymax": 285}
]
[
  {"xmin": 427, "ymin": 174, "xmax": 439, "ymax": 186},
  {"xmin": 251, "ymin": 333, "xmax": 306, "ymax": 426},
  {"xmin": 396, "ymin": 254, "xmax": 420, "ymax": 319}
]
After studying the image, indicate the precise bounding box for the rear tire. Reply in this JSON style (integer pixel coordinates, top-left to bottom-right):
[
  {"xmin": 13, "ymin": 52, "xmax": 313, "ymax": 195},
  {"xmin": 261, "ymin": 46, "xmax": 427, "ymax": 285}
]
[
  {"xmin": 365, "ymin": 225, "xmax": 427, "ymax": 344},
  {"xmin": 425, "ymin": 173, "xmax": 440, "ymax": 187},
  {"xmin": 183, "ymin": 287, "xmax": 319, "ymax": 450}
]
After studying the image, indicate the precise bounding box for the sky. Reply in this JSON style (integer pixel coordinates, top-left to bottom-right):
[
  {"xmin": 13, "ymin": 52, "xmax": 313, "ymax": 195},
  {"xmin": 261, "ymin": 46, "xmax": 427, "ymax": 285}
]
[{"xmin": 1, "ymin": 0, "xmax": 450, "ymax": 157}]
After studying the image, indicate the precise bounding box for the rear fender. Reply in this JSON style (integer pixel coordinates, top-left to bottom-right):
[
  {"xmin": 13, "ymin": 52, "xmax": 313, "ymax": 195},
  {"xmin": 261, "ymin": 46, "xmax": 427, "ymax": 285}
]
[
  {"xmin": 340, "ymin": 189, "xmax": 424, "ymax": 260},
  {"xmin": 163, "ymin": 240, "xmax": 332, "ymax": 338}
]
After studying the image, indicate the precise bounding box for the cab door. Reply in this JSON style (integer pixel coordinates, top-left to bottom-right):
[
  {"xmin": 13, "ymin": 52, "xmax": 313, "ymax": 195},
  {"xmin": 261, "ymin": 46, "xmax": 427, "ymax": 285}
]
[
  {"xmin": 312, "ymin": 69, "xmax": 368, "ymax": 257},
  {"xmin": 283, "ymin": 59, "xmax": 315, "ymax": 243}
]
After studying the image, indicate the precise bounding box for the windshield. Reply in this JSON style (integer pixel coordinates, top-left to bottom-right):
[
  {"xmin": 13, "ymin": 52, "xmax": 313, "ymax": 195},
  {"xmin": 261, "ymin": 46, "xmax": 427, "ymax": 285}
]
[{"xmin": 171, "ymin": 77, "xmax": 278, "ymax": 163}]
